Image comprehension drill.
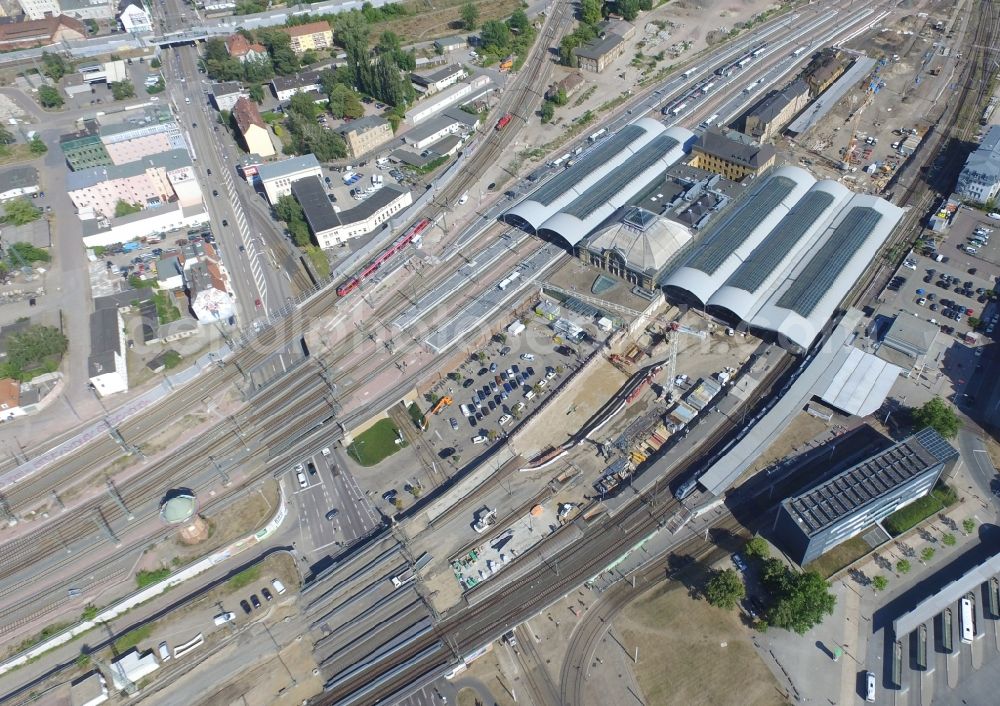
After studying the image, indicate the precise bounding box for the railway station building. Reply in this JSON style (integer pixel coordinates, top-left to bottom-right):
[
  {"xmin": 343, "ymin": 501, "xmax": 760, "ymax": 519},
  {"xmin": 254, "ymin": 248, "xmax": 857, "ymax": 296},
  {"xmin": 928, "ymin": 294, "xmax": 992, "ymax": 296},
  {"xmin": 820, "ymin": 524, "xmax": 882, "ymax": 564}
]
[{"xmin": 774, "ymin": 428, "xmax": 958, "ymax": 565}]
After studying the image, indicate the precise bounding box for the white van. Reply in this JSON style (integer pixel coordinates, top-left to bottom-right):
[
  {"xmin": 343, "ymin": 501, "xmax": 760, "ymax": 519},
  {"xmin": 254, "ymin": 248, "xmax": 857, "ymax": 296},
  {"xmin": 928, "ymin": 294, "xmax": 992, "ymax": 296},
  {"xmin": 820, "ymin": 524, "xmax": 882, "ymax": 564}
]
[
  {"xmin": 158, "ymin": 641, "xmax": 171, "ymax": 661},
  {"xmin": 213, "ymin": 612, "xmax": 234, "ymax": 626},
  {"xmin": 865, "ymin": 671, "xmax": 876, "ymax": 701},
  {"xmin": 271, "ymin": 578, "xmax": 286, "ymax": 595},
  {"xmin": 458, "ymin": 192, "xmax": 469, "ymax": 205},
  {"xmin": 296, "ymin": 470, "xmax": 308, "ymax": 488},
  {"xmin": 472, "ymin": 435, "xmax": 487, "ymax": 444}
]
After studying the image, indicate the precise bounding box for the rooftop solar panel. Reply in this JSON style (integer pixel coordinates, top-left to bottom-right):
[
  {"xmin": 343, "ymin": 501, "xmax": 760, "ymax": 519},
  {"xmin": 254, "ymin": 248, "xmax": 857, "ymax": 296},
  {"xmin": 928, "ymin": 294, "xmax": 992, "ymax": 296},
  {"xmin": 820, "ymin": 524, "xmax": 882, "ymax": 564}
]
[
  {"xmin": 725, "ymin": 190, "xmax": 835, "ymax": 293},
  {"xmin": 784, "ymin": 429, "xmax": 957, "ymax": 535},
  {"xmin": 685, "ymin": 175, "xmax": 797, "ymax": 275},
  {"xmin": 774, "ymin": 206, "xmax": 881, "ymax": 316},
  {"xmin": 562, "ymin": 134, "xmax": 680, "ymax": 220},
  {"xmin": 530, "ymin": 125, "xmax": 647, "ymax": 207}
]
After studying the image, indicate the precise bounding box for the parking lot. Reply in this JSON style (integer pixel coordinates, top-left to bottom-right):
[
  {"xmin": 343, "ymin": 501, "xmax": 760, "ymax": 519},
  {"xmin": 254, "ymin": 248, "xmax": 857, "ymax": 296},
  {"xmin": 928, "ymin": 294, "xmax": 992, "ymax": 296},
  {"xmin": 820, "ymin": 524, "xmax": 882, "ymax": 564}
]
[
  {"xmin": 314, "ymin": 160, "xmax": 412, "ymax": 210},
  {"xmin": 424, "ymin": 332, "xmax": 597, "ymax": 462},
  {"xmin": 290, "ymin": 446, "xmax": 382, "ymax": 560}
]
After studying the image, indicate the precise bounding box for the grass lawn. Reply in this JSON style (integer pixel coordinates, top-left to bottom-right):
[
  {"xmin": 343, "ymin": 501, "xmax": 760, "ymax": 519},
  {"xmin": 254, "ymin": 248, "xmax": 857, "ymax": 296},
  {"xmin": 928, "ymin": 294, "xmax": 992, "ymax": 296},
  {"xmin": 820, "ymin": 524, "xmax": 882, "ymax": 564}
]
[
  {"xmin": 806, "ymin": 534, "xmax": 873, "ymax": 578},
  {"xmin": 152, "ymin": 290, "xmax": 182, "ymax": 324},
  {"xmin": 617, "ymin": 582, "xmax": 784, "ymax": 706},
  {"xmin": 347, "ymin": 418, "xmax": 407, "ymax": 467},
  {"xmin": 226, "ymin": 565, "xmax": 260, "ymax": 591},
  {"xmin": 884, "ymin": 483, "xmax": 958, "ymax": 536}
]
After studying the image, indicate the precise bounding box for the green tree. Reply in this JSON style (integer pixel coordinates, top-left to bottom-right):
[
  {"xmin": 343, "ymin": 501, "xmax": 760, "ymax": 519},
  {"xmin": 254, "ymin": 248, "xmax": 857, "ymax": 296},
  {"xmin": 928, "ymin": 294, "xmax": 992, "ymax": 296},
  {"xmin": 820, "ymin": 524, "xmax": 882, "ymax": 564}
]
[
  {"xmin": 287, "ymin": 91, "xmax": 319, "ymax": 120},
  {"xmin": 480, "ymin": 20, "xmax": 511, "ymax": 55},
  {"xmin": 766, "ymin": 570, "xmax": 836, "ymax": 634},
  {"xmin": 326, "ymin": 83, "xmax": 364, "ymax": 119},
  {"xmin": 243, "ymin": 57, "xmax": 274, "ymax": 83},
  {"xmin": 618, "ymin": 0, "xmax": 640, "ymax": 21},
  {"xmin": 28, "ymin": 137, "xmax": 47, "ymax": 155},
  {"xmin": 81, "ymin": 604, "xmax": 98, "ymax": 621},
  {"xmin": 920, "ymin": 546, "xmax": 936, "ymax": 563},
  {"xmin": 8, "ymin": 242, "xmax": 50, "ymax": 264},
  {"xmin": 37, "ymin": 85, "xmax": 63, "ymax": 108},
  {"xmin": 705, "ymin": 568, "xmax": 745, "ymax": 610},
  {"xmin": 744, "ymin": 536, "xmax": 771, "ymax": 560},
  {"xmin": 968, "ymin": 316, "xmax": 981, "ymax": 329},
  {"xmin": 962, "ymin": 517, "xmax": 977, "ymax": 535},
  {"xmin": 461, "ymin": 1, "xmax": 479, "ymax": 30},
  {"xmin": 540, "ymin": 101, "xmax": 555, "ymax": 123},
  {"xmin": 581, "ymin": 0, "xmax": 603, "ymax": 25},
  {"xmin": 508, "ymin": 9, "xmax": 531, "ymax": 35},
  {"xmin": 248, "ymin": 84, "xmax": 265, "ymax": 103},
  {"xmin": 300, "ymin": 49, "xmax": 319, "ymax": 66},
  {"xmin": 911, "ymin": 397, "xmax": 961, "ymax": 438},
  {"xmin": 110, "ymin": 81, "xmax": 135, "ymax": 101},
  {"xmin": 2, "ymin": 199, "xmax": 40, "ymax": 226},
  {"xmin": 41, "ymin": 51, "xmax": 71, "ymax": 81},
  {"xmin": 560, "ymin": 36, "xmax": 581, "ymax": 67},
  {"xmin": 551, "ymin": 87, "xmax": 568, "ymax": 106},
  {"xmin": 896, "ymin": 559, "xmax": 911, "ymax": 574},
  {"xmin": 872, "ymin": 575, "xmax": 888, "ymax": 592},
  {"xmin": 150, "ymin": 57, "xmax": 161, "ymax": 68},
  {"xmin": 114, "ymin": 200, "xmax": 143, "ymax": 218},
  {"xmin": 941, "ymin": 533, "xmax": 957, "ymax": 546},
  {"xmin": 274, "ymin": 195, "xmax": 313, "ymax": 247}
]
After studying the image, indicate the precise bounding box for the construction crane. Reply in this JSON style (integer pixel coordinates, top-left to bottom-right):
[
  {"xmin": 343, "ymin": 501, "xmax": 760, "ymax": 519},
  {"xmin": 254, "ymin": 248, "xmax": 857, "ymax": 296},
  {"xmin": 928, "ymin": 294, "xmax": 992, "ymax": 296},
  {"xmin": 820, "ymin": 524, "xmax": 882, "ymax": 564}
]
[{"xmin": 665, "ymin": 322, "xmax": 708, "ymax": 403}]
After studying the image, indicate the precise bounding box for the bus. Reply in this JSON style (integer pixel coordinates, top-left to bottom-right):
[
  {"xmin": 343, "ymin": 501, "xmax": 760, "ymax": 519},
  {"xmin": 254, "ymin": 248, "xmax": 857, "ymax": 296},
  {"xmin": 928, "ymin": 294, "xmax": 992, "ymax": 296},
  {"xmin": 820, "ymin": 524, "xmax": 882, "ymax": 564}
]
[{"xmin": 960, "ymin": 596, "xmax": 974, "ymax": 644}]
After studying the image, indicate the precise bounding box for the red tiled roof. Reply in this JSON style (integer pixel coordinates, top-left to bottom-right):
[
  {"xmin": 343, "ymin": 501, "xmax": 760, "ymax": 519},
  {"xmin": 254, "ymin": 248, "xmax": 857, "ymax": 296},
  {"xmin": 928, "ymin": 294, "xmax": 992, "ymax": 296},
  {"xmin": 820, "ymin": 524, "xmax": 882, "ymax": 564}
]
[
  {"xmin": 281, "ymin": 20, "xmax": 331, "ymax": 38},
  {"xmin": 232, "ymin": 97, "xmax": 266, "ymax": 135}
]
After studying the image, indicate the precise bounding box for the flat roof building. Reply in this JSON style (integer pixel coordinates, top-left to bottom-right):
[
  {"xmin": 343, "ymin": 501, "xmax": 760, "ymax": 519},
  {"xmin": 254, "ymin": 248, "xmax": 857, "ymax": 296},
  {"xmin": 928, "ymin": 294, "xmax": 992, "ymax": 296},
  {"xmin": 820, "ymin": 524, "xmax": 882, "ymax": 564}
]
[
  {"xmin": 775, "ymin": 428, "xmax": 959, "ymax": 565},
  {"xmin": 0, "ymin": 166, "xmax": 40, "ymax": 201},
  {"xmin": 410, "ymin": 64, "xmax": 466, "ymax": 94},
  {"xmin": 291, "ymin": 176, "xmax": 412, "ymax": 248},
  {"xmin": 210, "ymin": 81, "xmax": 248, "ymax": 112},
  {"xmin": 60, "ymin": 119, "xmax": 112, "ymax": 171},
  {"xmin": 70, "ymin": 670, "xmax": 109, "ymax": 706},
  {"xmin": 876, "ymin": 313, "xmax": 939, "ymax": 368},
  {"xmin": 334, "ymin": 115, "xmax": 393, "ymax": 160},
  {"xmin": 433, "ymin": 35, "xmax": 467, "ymax": 52},
  {"xmin": 271, "ymin": 70, "xmax": 324, "ymax": 102},
  {"xmin": 257, "ymin": 153, "xmax": 322, "ymax": 204}
]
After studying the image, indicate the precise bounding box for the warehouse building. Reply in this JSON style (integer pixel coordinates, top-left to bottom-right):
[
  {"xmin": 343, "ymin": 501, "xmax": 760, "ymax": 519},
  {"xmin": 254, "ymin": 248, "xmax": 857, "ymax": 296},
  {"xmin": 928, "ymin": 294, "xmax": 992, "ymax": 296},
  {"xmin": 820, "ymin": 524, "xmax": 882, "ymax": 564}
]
[
  {"xmin": 775, "ymin": 428, "xmax": 958, "ymax": 565},
  {"xmin": 662, "ymin": 167, "xmax": 904, "ymax": 352},
  {"xmin": 503, "ymin": 119, "xmax": 695, "ymax": 244}
]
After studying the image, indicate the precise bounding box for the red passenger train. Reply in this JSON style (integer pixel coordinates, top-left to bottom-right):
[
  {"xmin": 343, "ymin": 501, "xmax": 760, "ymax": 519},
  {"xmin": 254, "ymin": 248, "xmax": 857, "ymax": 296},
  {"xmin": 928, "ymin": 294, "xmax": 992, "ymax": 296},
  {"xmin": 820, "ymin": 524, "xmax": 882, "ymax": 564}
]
[{"xmin": 335, "ymin": 219, "xmax": 431, "ymax": 297}]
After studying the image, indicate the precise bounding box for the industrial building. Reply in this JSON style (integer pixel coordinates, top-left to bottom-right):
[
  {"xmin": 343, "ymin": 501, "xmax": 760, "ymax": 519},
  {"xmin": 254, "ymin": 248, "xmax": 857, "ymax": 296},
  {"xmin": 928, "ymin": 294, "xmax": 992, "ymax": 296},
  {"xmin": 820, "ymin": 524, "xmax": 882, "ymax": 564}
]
[
  {"xmin": 955, "ymin": 125, "xmax": 1000, "ymax": 204},
  {"xmin": 774, "ymin": 428, "xmax": 958, "ymax": 565},
  {"xmin": 410, "ymin": 64, "xmax": 466, "ymax": 94},
  {"xmin": 503, "ymin": 119, "xmax": 695, "ymax": 245},
  {"xmin": 662, "ymin": 167, "xmax": 904, "ymax": 352},
  {"xmin": 291, "ymin": 177, "xmax": 412, "ymax": 248}
]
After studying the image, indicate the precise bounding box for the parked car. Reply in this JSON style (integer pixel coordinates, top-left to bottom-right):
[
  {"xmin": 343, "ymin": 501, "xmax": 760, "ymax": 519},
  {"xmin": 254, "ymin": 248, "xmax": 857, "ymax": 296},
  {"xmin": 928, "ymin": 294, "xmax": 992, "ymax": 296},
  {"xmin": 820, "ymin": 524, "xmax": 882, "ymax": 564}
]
[
  {"xmin": 250, "ymin": 594, "xmax": 261, "ymax": 609},
  {"xmin": 261, "ymin": 587, "xmax": 273, "ymax": 601},
  {"xmin": 240, "ymin": 599, "xmax": 252, "ymax": 614}
]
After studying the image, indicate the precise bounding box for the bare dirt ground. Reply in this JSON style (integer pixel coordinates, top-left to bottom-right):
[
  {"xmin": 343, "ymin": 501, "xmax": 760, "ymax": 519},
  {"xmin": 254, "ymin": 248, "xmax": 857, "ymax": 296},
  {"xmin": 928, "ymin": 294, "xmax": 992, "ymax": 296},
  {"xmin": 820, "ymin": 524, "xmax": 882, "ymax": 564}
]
[
  {"xmin": 616, "ymin": 581, "xmax": 784, "ymax": 706},
  {"xmin": 513, "ymin": 356, "xmax": 628, "ymax": 457}
]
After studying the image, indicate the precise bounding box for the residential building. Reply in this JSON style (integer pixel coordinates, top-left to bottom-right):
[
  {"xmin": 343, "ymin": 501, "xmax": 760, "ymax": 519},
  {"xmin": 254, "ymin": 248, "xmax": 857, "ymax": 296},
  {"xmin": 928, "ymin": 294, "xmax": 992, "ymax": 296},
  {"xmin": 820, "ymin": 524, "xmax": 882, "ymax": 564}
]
[
  {"xmin": 232, "ymin": 96, "xmax": 275, "ymax": 157},
  {"xmin": 81, "ymin": 203, "xmax": 208, "ymax": 247},
  {"xmin": 0, "ymin": 13, "xmax": 85, "ymax": 49},
  {"xmin": 405, "ymin": 75, "xmax": 491, "ymax": 125},
  {"xmin": 743, "ymin": 79, "xmax": 810, "ymax": 140},
  {"xmin": 955, "ymin": 125, "xmax": 1000, "ymax": 204},
  {"xmin": 573, "ymin": 20, "xmax": 635, "ymax": 73},
  {"xmin": 291, "ymin": 176, "xmax": 411, "ymax": 248},
  {"xmin": 279, "ymin": 20, "xmax": 332, "ymax": 54},
  {"xmin": 16, "ymin": 0, "xmax": 59, "ymax": 21},
  {"xmin": 689, "ymin": 128, "xmax": 777, "ymax": 181},
  {"xmin": 334, "ymin": 115, "xmax": 393, "ymax": 159},
  {"xmin": 256, "ymin": 153, "xmax": 322, "ymax": 204},
  {"xmin": 70, "ymin": 670, "xmax": 109, "ymax": 706},
  {"xmin": 270, "ymin": 70, "xmax": 323, "ymax": 101},
  {"xmin": 546, "ymin": 72, "xmax": 584, "ymax": 102},
  {"xmin": 186, "ymin": 259, "xmax": 234, "ymax": 322},
  {"xmin": 117, "ymin": 0, "xmax": 150, "ymax": 33},
  {"xmin": 88, "ymin": 306, "xmax": 127, "ymax": 396},
  {"xmin": 100, "ymin": 119, "xmax": 186, "ymax": 166},
  {"xmin": 433, "ymin": 35, "xmax": 467, "ymax": 53},
  {"xmin": 0, "ymin": 378, "xmax": 23, "ymax": 420},
  {"xmin": 774, "ymin": 428, "xmax": 959, "ymax": 565},
  {"xmin": 109, "ymin": 649, "xmax": 159, "ymax": 691},
  {"xmin": 0, "ymin": 166, "xmax": 40, "ymax": 201},
  {"xmin": 410, "ymin": 64, "xmax": 466, "ymax": 95},
  {"xmin": 67, "ymin": 148, "xmax": 201, "ymax": 218},
  {"xmin": 225, "ymin": 32, "xmax": 267, "ymax": 63},
  {"xmin": 210, "ymin": 81, "xmax": 248, "ymax": 112},
  {"xmin": 60, "ymin": 120, "xmax": 112, "ymax": 170}
]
